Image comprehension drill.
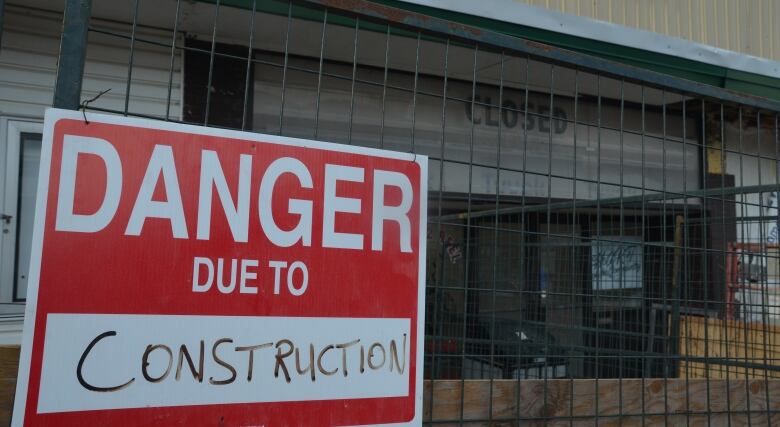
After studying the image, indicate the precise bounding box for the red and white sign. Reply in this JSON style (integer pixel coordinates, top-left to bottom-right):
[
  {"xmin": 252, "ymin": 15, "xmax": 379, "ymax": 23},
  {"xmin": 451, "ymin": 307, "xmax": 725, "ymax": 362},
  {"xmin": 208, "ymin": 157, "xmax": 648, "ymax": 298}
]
[{"xmin": 13, "ymin": 109, "xmax": 427, "ymax": 426}]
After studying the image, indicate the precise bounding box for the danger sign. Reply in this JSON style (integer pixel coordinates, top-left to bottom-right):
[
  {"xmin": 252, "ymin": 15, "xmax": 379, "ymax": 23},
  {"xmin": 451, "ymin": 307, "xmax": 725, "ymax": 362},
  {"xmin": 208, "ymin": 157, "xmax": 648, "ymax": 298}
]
[{"xmin": 13, "ymin": 109, "xmax": 427, "ymax": 426}]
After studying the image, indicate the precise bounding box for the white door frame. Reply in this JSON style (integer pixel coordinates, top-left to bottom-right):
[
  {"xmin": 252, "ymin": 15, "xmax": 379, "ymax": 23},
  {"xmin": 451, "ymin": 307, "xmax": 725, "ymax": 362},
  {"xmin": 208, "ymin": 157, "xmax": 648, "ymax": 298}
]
[{"xmin": 1, "ymin": 118, "xmax": 43, "ymax": 305}]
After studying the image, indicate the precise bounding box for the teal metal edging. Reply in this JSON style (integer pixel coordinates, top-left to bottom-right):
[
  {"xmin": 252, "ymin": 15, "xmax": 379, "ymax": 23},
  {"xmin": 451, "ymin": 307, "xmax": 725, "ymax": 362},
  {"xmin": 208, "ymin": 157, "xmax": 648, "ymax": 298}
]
[
  {"xmin": 371, "ymin": 0, "xmax": 780, "ymax": 103},
  {"xmin": 374, "ymin": 0, "xmax": 780, "ymax": 104},
  {"xmin": 302, "ymin": 0, "xmax": 780, "ymax": 111}
]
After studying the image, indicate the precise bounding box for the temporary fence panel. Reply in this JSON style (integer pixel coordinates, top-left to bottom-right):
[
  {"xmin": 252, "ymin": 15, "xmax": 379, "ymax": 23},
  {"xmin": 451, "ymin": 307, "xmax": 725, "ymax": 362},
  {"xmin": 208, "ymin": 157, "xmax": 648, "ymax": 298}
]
[{"xmin": 32, "ymin": 0, "xmax": 780, "ymax": 424}]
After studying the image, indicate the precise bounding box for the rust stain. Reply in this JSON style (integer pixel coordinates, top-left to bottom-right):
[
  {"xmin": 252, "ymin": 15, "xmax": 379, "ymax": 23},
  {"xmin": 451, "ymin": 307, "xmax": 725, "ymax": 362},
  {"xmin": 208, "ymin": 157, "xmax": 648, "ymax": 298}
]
[
  {"xmin": 318, "ymin": 0, "xmax": 487, "ymax": 38},
  {"xmin": 318, "ymin": 0, "xmax": 419, "ymax": 24},
  {"xmin": 523, "ymin": 38, "xmax": 555, "ymax": 52},
  {"xmin": 446, "ymin": 21, "xmax": 484, "ymax": 37}
]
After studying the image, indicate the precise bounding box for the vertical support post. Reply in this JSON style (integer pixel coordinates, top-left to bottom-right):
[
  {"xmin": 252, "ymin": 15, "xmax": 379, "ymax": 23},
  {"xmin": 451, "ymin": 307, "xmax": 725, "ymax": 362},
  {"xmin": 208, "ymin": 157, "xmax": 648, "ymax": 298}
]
[
  {"xmin": 704, "ymin": 111, "xmax": 736, "ymax": 318},
  {"xmin": 669, "ymin": 214, "xmax": 684, "ymax": 376},
  {"xmin": 53, "ymin": 0, "xmax": 92, "ymax": 110},
  {"xmin": 0, "ymin": 0, "xmax": 6, "ymax": 46}
]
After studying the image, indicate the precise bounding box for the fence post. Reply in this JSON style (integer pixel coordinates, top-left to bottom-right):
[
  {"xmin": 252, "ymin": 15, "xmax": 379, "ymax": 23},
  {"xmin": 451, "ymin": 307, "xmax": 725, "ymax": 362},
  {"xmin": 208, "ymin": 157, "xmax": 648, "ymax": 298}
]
[
  {"xmin": 53, "ymin": 0, "xmax": 92, "ymax": 110},
  {"xmin": 0, "ymin": 0, "xmax": 6, "ymax": 46}
]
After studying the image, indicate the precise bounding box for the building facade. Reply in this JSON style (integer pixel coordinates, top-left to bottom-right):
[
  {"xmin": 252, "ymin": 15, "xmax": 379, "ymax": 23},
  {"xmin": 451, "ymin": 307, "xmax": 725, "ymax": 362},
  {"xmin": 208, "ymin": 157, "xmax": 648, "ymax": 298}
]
[{"xmin": 2, "ymin": 0, "xmax": 780, "ymax": 398}]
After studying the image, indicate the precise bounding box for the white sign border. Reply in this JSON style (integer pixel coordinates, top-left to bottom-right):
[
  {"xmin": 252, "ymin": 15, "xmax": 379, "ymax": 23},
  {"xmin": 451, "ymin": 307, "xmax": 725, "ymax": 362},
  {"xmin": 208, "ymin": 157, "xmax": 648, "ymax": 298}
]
[{"xmin": 12, "ymin": 108, "xmax": 428, "ymax": 427}]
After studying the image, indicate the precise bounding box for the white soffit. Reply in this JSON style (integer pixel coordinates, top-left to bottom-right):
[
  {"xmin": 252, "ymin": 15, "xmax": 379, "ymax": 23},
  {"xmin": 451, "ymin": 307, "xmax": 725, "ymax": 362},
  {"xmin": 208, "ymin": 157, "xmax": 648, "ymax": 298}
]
[{"xmin": 400, "ymin": 0, "xmax": 780, "ymax": 80}]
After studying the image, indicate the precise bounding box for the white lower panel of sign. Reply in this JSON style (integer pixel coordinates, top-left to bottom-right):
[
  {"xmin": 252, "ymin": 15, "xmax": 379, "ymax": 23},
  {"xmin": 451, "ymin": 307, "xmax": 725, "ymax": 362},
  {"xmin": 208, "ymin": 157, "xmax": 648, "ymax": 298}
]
[{"xmin": 38, "ymin": 314, "xmax": 410, "ymax": 413}]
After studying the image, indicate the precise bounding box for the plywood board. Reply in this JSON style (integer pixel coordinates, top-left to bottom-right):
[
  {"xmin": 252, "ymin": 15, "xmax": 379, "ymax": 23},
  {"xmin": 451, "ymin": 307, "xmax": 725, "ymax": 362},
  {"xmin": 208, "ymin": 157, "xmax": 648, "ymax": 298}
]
[
  {"xmin": 679, "ymin": 315, "xmax": 780, "ymax": 379},
  {"xmin": 0, "ymin": 346, "xmax": 20, "ymax": 426},
  {"xmin": 0, "ymin": 343, "xmax": 777, "ymax": 425},
  {"xmin": 423, "ymin": 378, "xmax": 780, "ymax": 426}
]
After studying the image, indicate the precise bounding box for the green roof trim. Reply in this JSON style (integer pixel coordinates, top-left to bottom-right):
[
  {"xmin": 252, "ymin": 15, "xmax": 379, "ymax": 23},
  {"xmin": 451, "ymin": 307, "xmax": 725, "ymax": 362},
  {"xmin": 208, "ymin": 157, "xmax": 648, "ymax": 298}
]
[
  {"xmin": 373, "ymin": 0, "xmax": 780, "ymax": 103},
  {"xmin": 203, "ymin": 0, "xmax": 780, "ymax": 103}
]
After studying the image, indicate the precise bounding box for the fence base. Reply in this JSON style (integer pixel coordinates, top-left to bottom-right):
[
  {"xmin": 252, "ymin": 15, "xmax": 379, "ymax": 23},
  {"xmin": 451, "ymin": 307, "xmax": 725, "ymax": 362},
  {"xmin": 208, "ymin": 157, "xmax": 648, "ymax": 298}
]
[{"xmin": 0, "ymin": 346, "xmax": 777, "ymax": 425}]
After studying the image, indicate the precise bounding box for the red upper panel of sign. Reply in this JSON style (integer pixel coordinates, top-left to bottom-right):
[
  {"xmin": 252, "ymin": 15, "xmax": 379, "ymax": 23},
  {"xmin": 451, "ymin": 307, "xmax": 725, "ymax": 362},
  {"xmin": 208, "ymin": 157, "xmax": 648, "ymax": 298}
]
[{"xmin": 15, "ymin": 112, "xmax": 425, "ymax": 427}]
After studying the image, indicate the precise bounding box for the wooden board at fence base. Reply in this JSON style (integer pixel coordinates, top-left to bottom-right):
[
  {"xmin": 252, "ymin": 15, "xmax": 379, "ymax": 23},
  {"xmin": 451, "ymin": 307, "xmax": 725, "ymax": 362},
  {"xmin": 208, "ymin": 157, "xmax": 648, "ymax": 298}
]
[
  {"xmin": 0, "ymin": 347, "xmax": 20, "ymax": 427},
  {"xmin": 0, "ymin": 343, "xmax": 776, "ymax": 426},
  {"xmin": 12, "ymin": 109, "xmax": 428, "ymax": 426},
  {"xmin": 424, "ymin": 379, "xmax": 780, "ymax": 426},
  {"xmin": 679, "ymin": 315, "xmax": 780, "ymax": 379}
]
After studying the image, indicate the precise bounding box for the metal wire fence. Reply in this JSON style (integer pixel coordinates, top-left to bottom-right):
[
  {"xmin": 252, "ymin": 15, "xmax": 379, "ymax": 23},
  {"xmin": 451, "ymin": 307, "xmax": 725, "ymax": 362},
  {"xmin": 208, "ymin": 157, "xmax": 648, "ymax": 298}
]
[{"xmin": 52, "ymin": 0, "xmax": 780, "ymax": 424}]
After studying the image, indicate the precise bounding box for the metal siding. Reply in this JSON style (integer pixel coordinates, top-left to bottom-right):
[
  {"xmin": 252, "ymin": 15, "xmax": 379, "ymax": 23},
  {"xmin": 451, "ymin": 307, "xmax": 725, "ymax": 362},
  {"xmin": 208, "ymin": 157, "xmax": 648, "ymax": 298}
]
[
  {"xmin": 725, "ymin": 0, "xmax": 733, "ymax": 50},
  {"xmin": 0, "ymin": 7, "xmax": 182, "ymax": 120},
  {"xmin": 513, "ymin": 0, "xmax": 780, "ymax": 62}
]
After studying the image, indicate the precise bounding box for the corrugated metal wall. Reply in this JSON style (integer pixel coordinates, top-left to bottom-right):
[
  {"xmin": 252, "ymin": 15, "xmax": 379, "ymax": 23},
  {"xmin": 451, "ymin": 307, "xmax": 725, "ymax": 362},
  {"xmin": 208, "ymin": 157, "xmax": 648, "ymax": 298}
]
[
  {"xmin": 517, "ymin": 0, "xmax": 780, "ymax": 62},
  {"xmin": 0, "ymin": 6, "xmax": 183, "ymax": 120}
]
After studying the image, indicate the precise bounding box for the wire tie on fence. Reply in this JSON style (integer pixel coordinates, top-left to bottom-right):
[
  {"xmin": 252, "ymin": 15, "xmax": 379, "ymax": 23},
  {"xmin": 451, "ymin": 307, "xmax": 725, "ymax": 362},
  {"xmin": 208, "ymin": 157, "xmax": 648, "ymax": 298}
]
[{"xmin": 80, "ymin": 88, "xmax": 111, "ymax": 125}]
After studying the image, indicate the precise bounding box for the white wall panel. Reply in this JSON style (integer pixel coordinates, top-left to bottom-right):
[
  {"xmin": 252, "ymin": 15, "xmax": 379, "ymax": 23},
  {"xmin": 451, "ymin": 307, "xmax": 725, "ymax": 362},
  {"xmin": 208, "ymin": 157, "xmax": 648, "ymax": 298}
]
[{"xmin": 0, "ymin": 6, "xmax": 182, "ymax": 120}]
